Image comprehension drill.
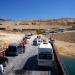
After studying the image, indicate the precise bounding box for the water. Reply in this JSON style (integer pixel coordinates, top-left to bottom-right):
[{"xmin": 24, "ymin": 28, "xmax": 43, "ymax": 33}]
[{"xmin": 60, "ymin": 55, "xmax": 75, "ymax": 75}]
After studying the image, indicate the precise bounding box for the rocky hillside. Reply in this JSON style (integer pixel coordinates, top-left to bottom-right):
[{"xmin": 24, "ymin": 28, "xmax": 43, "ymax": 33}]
[
  {"xmin": 54, "ymin": 31, "xmax": 75, "ymax": 43},
  {"xmin": 0, "ymin": 18, "xmax": 75, "ymax": 30},
  {"xmin": 0, "ymin": 18, "xmax": 75, "ymax": 25}
]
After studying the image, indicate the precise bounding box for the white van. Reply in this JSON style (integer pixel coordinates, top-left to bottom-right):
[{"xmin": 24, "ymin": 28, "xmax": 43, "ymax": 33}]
[{"xmin": 37, "ymin": 42, "xmax": 54, "ymax": 67}]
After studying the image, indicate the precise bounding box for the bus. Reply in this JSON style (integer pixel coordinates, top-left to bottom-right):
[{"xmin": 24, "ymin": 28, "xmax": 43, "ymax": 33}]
[{"xmin": 37, "ymin": 42, "xmax": 54, "ymax": 67}]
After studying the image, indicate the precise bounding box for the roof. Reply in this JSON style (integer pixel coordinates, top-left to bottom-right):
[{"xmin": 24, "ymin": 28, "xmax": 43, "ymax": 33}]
[
  {"xmin": 9, "ymin": 43, "xmax": 20, "ymax": 47},
  {"xmin": 39, "ymin": 43, "xmax": 52, "ymax": 48}
]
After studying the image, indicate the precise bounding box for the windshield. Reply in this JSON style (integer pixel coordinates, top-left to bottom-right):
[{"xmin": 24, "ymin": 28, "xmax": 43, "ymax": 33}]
[
  {"xmin": 39, "ymin": 53, "xmax": 52, "ymax": 59},
  {"xmin": 8, "ymin": 46, "xmax": 16, "ymax": 52}
]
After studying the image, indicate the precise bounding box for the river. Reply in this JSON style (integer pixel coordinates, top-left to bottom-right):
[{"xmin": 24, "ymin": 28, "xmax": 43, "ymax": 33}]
[{"xmin": 60, "ymin": 55, "xmax": 75, "ymax": 75}]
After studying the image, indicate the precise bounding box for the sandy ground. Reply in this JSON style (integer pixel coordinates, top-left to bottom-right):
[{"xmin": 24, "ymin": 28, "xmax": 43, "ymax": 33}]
[
  {"xmin": 0, "ymin": 31, "xmax": 24, "ymax": 50},
  {"xmin": 55, "ymin": 41, "xmax": 75, "ymax": 57},
  {"xmin": 0, "ymin": 31, "xmax": 75, "ymax": 57}
]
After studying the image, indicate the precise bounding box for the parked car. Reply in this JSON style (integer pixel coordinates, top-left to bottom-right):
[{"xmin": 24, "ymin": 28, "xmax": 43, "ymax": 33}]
[
  {"xmin": 33, "ymin": 36, "xmax": 43, "ymax": 46},
  {"xmin": 33, "ymin": 38, "xmax": 37, "ymax": 46},
  {"xmin": 6, "ymin": 43, "xmax": 24, "ymax": 56},
  {"xmin": 37, "ymin": 36, "xmax": 43, "ymax": 45},
  {"xmin": 25, "ymin": 35, "xmax": 31, "ymax": 39},
  {"xmin": 25, "ymin": 32, "xmax": 33, "ymax": 39},
  {"xmin": 37, "ymin": 38, "xmax": 43, "ymax": 45}
]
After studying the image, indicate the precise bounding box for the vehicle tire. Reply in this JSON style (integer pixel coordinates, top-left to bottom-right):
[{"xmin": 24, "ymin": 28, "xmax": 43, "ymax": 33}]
[{"xmin": 16, "ymin": 52, "xmax": 19, "ymax": 56}]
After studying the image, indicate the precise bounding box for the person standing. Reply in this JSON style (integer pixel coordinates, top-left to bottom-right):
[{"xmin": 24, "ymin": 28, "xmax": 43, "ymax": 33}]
[
  {"xmin": 0, "ymin": 64, "xmax": 4, "ymax": 75},
  {"xmin": 20, "ymin": 37, "xmax": 27, "ymax": 53}
]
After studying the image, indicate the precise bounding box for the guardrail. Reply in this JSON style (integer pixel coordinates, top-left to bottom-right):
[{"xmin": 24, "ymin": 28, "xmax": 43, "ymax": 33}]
[{"xmin": 51, "ymin": 41, "xmax": 69, "ymax": 75}]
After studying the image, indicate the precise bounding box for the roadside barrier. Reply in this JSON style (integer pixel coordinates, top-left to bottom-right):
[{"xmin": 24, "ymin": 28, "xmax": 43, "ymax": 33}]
[{"xmin": 51, "ymin": 41, "xmax": 69, "ymax": 75}]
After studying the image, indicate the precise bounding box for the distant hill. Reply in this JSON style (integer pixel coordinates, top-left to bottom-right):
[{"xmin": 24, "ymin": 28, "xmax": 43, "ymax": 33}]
[
  {"xmin": 0, "ymin": 18, "xmax": 75, "ymax": 30},
  {"xmin": 0, "ymin": 18, "xmax": 75, "ymax": 25},
  {"xmin": 16, "ymin": 18, "xmax": 75, "ymax": 25}
]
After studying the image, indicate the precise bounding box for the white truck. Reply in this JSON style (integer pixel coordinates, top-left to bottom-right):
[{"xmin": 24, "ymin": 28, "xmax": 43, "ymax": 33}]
[{"xmin": 37, "ymin": 42, "xmax": 54, "ymax": 67}]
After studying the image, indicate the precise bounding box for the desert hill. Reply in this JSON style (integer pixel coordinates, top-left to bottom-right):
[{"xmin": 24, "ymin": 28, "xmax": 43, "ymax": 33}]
[{"xmin": 0, "ymin": 18, "xmax": 75, "ymax": 30}]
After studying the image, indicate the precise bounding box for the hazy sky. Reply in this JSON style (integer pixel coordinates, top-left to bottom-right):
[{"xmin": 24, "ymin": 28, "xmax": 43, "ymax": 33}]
[{"xmin": 0, "ymin": 0, "xmax": 75, "ymax": 20}]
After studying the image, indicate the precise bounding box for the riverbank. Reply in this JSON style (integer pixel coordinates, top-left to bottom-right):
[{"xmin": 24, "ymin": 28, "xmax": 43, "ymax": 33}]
[{"xmin": 55, "ymin": 41, "xmax": 75, "ymax": 57}]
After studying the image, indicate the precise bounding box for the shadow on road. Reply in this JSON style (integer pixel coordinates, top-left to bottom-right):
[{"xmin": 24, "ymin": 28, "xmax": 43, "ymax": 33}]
[
  {"xmin": 22, "ymin": 55, "xmax": 51, "ymax": 71},
  {"xmin": 14, "ymin": 55, "xmax": 52, "ymax": 75}
]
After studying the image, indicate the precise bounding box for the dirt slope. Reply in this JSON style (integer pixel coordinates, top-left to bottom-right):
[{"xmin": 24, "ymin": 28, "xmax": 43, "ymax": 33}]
[
  {"xmin": 53, "ymin": 31, "xmax": 75, "ymax": 57},
  {"xmin": 0, "ymin": 31, "xmax": 24, "ymax": 50},
  {"xmin": 54, "ymin": 31, "xmax": 75, "ymax": 43}
]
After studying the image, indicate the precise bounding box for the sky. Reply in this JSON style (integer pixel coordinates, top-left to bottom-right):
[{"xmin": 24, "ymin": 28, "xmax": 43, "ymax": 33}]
[{"xmin": 0, "ymin": 0, "xmax": 75, "ymax": 20}]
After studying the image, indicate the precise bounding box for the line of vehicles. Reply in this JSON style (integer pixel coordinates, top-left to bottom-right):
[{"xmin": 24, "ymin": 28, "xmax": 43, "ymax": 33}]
[
  {"xmin": 0, "ymin": 33, "xmax": 54, "ymax": 72},
  {"xmin": 0, "ymin": 32, "xmax": 33, "ymax": 68},
  {"xmin": 0, "ymin": 37, "xmax": 28, "ymax": 68},
  {"xmin": 33, "ymin": 36, "xmax": 43, "ymax": 46},
  {"xmin": 32, "ymin": 35, "xmax": 54, "ymax": 68}
]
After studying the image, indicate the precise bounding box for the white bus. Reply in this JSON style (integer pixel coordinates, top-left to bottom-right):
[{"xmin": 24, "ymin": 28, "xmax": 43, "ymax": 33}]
[{"xmin": 37, "ymin": 42, "xmax": 54, "ymax": 67}]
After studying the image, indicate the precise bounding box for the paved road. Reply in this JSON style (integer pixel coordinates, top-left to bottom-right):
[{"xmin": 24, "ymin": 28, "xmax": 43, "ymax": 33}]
[
  {"xmin": 4, "ymin": 45, "xmax": 51, "ymax": 75},
  {"xmin": 4, "ymin": 44, "xmax": 38, "ymax": 75}
]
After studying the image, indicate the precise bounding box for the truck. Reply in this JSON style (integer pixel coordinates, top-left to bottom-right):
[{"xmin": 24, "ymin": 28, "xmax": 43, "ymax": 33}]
[{"xmin": 37, "ymin": 42, "xmax": 54, "ymax": 67}]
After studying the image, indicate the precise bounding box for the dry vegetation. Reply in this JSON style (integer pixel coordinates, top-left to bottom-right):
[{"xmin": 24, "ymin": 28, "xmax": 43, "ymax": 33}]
[
  {"xmin": 55, "ymin": 41, "xmax": 75, "ymax": 57},
  {"xmin": 0, "ymin": 18, "xmax": 74, "ymax": 30},
  {"xmin": 53, "ymin": 31, "xmax": 75, "ymax": 57},
  {"xmin": 0, "ymin": 31, "xmax": 24, "ymax": 51},
  {"xmin": 54, "ymin": 31, "xmax": 75, "ymax": 43}
]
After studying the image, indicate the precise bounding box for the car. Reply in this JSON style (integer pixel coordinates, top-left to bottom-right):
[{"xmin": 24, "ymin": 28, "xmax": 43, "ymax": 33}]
[
  {"xmin": 0, "ymin": 56, "xmax": 8, "ymax": 67},
  {"xmin": 37, "ymin": 38, "xmax": 43, "ymax": 45},
  {"xmin": 37, "ymin": 36, "xmax": 43, "ymax": 45},
  {"xmin": 33, "ymin": 38, "xmax": 38, "ymax": 46},
  {"xmin": 33, "ymin": 36, "xmax": 43, "ymax": 46},
  {"xmin": 25, "ymin": 32, "xmax": 33, "ymax": 37},
  {"xmin": 25, "ymin": 35, "xmax": 31, "ymax": 39},
  {"xmin": 6, "ymin": 43, "xmax": 24, "ymax": 56}
]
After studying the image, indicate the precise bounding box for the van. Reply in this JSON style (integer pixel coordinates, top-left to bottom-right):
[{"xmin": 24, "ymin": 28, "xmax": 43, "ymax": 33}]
[
  {"xmin": 37, "ymin": 43, "xmax": 54, "ymax": 67},
  {"xmin": 7, "ymin": 43, "xmax": 23, "ymax": 56}
]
